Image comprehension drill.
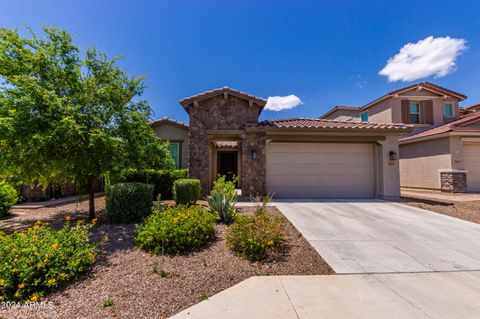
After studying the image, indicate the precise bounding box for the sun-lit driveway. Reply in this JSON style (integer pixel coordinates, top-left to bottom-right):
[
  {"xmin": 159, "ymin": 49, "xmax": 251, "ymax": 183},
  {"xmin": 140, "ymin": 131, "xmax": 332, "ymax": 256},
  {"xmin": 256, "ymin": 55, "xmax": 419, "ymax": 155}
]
[{"xmin": 274, "ymin": 199, "xmax": 480, "ymax": 273}]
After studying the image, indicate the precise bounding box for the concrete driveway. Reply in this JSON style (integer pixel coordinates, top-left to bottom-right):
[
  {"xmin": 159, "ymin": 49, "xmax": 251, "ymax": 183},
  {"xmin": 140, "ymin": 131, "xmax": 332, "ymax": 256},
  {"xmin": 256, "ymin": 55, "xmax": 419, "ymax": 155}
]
[{"xmin": 275, "ymin": 199, "xmax": 480, "ymax": 273}]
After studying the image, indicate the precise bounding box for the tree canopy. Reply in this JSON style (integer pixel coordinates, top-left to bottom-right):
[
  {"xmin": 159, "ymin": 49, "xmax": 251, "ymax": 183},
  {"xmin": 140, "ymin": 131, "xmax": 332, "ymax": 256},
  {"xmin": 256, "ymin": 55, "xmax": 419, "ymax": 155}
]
[{"xmin": 0, "ymin": 25, "xmax": 174, "ymax": 217}]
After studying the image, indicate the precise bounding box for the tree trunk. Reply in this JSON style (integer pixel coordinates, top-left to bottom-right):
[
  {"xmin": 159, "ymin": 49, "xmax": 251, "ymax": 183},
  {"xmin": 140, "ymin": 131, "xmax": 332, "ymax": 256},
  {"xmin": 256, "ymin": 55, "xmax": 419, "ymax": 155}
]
[{"xmin": 88, "ymin": 176, "xmax": 96, "ymax": 220}]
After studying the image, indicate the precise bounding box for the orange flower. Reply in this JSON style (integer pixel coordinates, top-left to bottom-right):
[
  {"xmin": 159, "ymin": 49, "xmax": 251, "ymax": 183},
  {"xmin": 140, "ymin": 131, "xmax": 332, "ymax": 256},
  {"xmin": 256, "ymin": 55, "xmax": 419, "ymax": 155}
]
[
  {"xmin": 51, "ymin": 243, "xmax": 59, "ymax": 250},
  {"xmin": 18, "ymin": 283, "xmax": 25, "ymax": 289}
]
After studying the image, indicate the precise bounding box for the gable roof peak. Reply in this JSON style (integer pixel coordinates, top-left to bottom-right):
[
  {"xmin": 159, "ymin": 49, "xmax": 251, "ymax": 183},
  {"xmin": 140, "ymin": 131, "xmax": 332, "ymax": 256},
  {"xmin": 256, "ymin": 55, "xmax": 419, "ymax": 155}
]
[{"xmin": 179, "ymin": 86, "xmax": 267, "ymax": 110}]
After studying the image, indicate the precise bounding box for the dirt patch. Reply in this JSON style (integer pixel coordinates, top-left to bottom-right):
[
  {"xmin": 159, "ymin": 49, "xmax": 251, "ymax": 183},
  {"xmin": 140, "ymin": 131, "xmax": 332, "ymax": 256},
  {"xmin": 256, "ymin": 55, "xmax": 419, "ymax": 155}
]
[
  {"xmin": 0, "ymin": 202, "xmax": 333, "ymax": 319},
  {"xmin": 397, "ymin": 196, "xmax": 480, "ymax": 224}
]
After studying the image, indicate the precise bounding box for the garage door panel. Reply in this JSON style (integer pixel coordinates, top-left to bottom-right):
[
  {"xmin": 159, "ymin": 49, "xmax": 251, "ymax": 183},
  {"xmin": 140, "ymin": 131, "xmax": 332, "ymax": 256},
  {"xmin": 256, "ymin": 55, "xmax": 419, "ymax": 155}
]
[
  {"xmin": 267, "ymin": 142, "xmax": 375, "ymax": 198},
  {"xmin": 464, "ymin": 144, "xmax": 480, "ymax": 192}
]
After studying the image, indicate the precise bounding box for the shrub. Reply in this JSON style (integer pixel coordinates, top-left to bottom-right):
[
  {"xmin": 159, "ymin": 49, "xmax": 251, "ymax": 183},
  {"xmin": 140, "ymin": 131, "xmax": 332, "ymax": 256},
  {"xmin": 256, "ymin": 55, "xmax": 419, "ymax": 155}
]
[
  {"xmin": 105, "ymin": 183, "xmax": 154, "ymax": 223},
  {"xmin": 0, "ymin": 220, "xmax": 100, "ymax": 302},
  {"xmin": 173, "ymin": 179, "xmax": 201, "ymax": 205},
  {"xmin": 119, "ymin": 169, "xmax": 188, "ymax": 199},
  {"xmin": 135, "ymin": 205, "xmax": 216, "ymax": 254},
  {"xmin": 0, "ymin": 181, "xmax": 18, "ymax": 218},
  {"xmin": 226, "ymin": 211, "xmax": 285, "ymax": 261},
  {"xmin": 208, "ymin": 176, "xmax": 237, "ymax": 223}
]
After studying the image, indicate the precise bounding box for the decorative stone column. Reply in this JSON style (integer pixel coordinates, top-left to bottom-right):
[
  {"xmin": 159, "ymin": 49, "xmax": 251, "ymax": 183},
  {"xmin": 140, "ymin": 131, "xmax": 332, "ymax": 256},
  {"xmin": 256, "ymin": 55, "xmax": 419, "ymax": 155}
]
[{"xmin": 439, "ymin": 169, "xmax": 467, "ymax": 193}]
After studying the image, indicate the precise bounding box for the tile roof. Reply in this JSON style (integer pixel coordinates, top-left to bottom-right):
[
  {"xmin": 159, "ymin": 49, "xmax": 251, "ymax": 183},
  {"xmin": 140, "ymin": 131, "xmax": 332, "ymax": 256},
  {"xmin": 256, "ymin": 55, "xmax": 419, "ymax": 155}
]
[
  {"xmin": 466, "ymin": 104, "xmax": 480, "ymax": 111},
  {"xmin": 179, "ymin": 86, "xmax": 267, "ymax": 108},
  {"xmin": 248, "ymin": 118, "xmax": 412, "ymax": 131},
  {"xmin": 400, "ymin": 112, "xmax": 480, "ymax": 142},
  {"xmin": 150, "ymin": 117, "xmax": 189, "ymax": 128}
]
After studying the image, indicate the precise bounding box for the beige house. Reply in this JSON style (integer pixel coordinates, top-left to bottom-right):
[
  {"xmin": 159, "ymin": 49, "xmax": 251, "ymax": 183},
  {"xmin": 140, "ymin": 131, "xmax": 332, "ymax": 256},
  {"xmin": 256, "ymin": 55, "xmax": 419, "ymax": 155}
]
[
  {"xmin": 151, "ymin": 117, "xmax": 189, "ymax": 169},
  {"xmin": 321, "ymin": 82, "xmax": 480, "ymax": 193},
  {"xmin": 180, "ymin": 87, "xmax": 411, "ymax": 199}
]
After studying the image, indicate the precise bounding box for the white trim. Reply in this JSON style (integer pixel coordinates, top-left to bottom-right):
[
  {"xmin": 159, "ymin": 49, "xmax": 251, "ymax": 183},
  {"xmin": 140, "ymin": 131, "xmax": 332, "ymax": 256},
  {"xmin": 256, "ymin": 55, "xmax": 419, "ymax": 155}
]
[{"xmin": 439, "ymin": 169, "xmax": 467, "ymax": 173}]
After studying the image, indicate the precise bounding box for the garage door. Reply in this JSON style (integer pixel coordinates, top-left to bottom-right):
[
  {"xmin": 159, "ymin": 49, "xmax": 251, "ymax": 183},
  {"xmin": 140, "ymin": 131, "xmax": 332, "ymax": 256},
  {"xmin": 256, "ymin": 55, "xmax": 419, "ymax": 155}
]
[
  {"xmin": 266, "ymin": 143, "xmax": 375, "ymax": 198},
  {"xmin": 464, "ymin": 143, "xmax": 480, "ymax": 192}
]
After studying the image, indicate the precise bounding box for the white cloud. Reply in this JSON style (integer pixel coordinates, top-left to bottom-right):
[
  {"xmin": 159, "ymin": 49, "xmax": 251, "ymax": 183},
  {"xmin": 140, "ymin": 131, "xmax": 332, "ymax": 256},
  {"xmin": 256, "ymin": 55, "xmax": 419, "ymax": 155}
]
[
  {"xmin": 379, "ymin": 36, "xmax": 467, "ymax": 82},
  {"xmin": 265, "ymin": 95, "xmax": 302, "ymax": 111}
]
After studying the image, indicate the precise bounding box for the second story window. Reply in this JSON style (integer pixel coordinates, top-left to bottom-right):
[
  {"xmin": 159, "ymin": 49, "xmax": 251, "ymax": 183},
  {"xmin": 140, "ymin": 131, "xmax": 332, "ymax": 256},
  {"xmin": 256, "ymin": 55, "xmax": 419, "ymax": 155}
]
[
  {"xmin": 443, "ymin": 103, "xmax": 453, "ymax": 116},
  {"xmin": 409, "ymin": 102, "xmax": 420, "ymax": 124},
  {"xmin": 361, "ymin": 112, "xmax": 369, "ymax": 122}
]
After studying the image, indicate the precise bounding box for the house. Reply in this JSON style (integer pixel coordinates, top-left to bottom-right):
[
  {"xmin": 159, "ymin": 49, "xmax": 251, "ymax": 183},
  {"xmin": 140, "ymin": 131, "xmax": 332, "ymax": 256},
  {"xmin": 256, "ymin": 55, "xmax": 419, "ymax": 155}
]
[
  {"xmin": 151, "ymin": 117, "xmax": 189, "ymax": 169},
  {"xmin": 460, "ymin": 104, "xmax": 480, "ymax": 115},
  {"xmin": 179, "ymin": 87, "xmax": 412, "ymax": 198},
  {"xmin": 321, "ymin": 82, "xmax": 480, "ymax": 193}
]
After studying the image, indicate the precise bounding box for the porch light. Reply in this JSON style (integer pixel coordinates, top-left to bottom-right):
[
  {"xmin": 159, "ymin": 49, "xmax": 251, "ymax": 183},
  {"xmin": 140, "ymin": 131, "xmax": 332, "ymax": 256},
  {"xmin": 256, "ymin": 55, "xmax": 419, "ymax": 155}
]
[
  {"xmin": 389, "ymin": 151, "xmax": 397, "ymax": 161},
  {"xmin": 250, "ymin": 149, "xmax": 257, "ymax": 160}
]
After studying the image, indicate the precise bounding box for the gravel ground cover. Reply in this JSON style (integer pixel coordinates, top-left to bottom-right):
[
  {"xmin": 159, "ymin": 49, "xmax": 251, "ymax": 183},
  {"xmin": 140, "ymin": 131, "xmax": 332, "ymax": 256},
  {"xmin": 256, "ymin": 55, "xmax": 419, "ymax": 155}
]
[
  {"xmin": 397, "ymin": 196, "xmax": 480, "ymax": 224},
  {"xmin": 0, "ymin": 198, "xmax": 333, "ymax": 319}
]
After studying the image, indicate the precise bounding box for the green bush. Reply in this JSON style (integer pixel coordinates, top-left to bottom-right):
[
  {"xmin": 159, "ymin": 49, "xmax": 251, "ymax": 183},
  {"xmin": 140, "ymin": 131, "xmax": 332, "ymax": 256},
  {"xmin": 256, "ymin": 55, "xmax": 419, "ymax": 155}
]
[
  {"xmin": 208, "ymin": 176, "xmax": 237, "ymax": 223},
  {"xmin": 0, "ymin": 220, "xmax": 99, "ymax": 302},
  {"xmin": 105, "ymin": 183, "xmax": 154, "ymax": 223},
  {"xmin": 119, "ymin": 169, "xmax": 188, "ymax": 199},
  {"xmin": 226, "ymin": 211, "xmax": 285, "ymax": 261},
  {"xmin": 135, "ymin": 205, "xmax": 216, "ymax": 254},
  {"xmin": 173, "ymin": 179, "xmax": 201, "ymax": 205},
  {"xmin": 0, "ymin": 181, "xmax": 18, "ymax": 218}
]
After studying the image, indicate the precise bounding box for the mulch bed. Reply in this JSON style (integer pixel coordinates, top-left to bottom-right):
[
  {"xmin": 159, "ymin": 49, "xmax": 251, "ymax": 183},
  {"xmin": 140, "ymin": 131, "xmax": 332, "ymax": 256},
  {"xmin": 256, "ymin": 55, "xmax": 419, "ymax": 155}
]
[
  {"xmin": 397, "ymin": 196, "xmax": 480, "ymax": 224},
  {"xmin": 0, "ymin": 199, "xmax": 333, "ymax": 319}
]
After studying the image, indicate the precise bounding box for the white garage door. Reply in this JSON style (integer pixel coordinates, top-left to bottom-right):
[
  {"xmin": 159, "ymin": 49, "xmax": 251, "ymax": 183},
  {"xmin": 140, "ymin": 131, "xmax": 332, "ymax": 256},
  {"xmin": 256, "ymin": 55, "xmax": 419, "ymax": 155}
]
[
  {"xmin": 266, "ymin": 142, "xmax": 375, "ymax": 198},
  {"xmin": 464, "ymin": 143, "xmax": 480, "ymax": 192}
]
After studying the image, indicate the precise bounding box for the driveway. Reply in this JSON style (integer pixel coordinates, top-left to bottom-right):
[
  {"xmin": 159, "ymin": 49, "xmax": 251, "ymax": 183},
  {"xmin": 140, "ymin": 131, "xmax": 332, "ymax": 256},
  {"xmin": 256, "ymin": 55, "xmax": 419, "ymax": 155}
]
[{"xmin": 275, "ymin": 199, "xmax": 480, "ymax": 273}]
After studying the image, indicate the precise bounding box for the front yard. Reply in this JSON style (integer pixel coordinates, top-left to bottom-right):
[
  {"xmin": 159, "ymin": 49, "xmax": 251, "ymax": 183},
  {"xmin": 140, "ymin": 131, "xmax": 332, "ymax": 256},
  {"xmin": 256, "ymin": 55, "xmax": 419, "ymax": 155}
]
[
  {"xmin": 0, "ymin": 197, "xmax": 332, "ymax": 319},
  {"xmin": 398, "ymin": 196, "xmax": 480, "ymax": 224}
]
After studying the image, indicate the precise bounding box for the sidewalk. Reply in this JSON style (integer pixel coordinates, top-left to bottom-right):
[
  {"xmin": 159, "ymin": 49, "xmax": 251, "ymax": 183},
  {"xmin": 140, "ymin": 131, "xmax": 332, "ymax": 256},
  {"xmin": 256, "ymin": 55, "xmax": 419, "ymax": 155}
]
[
  {"xmin": 171, "ymin": 272, "xmax": 480, "ymax": 319},
  {"xmin": 12, "ymin": 193, "xmax": 104, "ymax": 210}
]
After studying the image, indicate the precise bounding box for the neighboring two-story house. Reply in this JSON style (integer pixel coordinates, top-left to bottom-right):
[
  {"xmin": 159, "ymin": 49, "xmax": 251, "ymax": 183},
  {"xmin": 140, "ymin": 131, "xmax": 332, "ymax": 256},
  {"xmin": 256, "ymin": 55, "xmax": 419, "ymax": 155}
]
[{"xmin": 321, "ymin": 82, "xmax": 480, "ymax": 193}]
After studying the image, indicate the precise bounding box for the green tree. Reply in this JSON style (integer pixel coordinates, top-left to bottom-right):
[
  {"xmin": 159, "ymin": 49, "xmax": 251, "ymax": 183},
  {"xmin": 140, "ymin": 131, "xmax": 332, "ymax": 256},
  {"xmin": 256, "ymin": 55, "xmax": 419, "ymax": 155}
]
[{"xmin": 0, "ymin": 25, "xmax": 174, "ymax": 218}]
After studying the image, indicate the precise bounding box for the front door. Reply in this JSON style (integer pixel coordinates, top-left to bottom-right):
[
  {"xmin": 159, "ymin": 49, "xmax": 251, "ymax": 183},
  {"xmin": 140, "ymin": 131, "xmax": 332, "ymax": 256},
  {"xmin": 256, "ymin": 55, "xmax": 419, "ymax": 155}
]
[{"xmin": 217, "ymin": 151, "xmax": 238, "ymax": 183}]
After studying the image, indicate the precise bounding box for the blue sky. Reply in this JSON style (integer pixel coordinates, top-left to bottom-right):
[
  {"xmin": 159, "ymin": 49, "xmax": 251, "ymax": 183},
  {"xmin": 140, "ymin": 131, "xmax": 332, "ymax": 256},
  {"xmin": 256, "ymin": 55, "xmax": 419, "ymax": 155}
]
[{"xmin": 1, "ymin": 0, "xmax": 479, "ymax": 123}]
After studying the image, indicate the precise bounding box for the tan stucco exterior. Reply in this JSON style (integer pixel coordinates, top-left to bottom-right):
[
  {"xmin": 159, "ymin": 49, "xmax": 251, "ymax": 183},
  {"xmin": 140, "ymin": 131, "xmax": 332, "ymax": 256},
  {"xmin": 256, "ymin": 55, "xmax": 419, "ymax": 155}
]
[
  {"xmin": 400, "ymin": 137, "xmax": 452, "ymax": 189},
  {"xmin": 400, "ymin": 134, "xmax": 480, "ymax": 191},
  {"xmin": 152, "ymin": 121, "xmax": 189, "ymax": 169},
  {"xmin": 322, "ymin": 109, "xmax": 360, "ymax": 121}
]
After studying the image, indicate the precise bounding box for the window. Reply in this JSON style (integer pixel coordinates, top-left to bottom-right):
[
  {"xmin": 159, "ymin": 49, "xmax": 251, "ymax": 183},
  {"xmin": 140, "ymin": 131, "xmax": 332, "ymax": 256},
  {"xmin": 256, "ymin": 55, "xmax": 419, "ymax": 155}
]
[
  {"xmin": 409, "ymin": 102, "xmax": 420, "ymax": 124},
  {"xmin": 443, "ymin": 103, "xmax": 453, "ymax": 116},
  {"xmin": 361, "ymin": 112, "xmax": 369, "ymax": 122},
  {"xmin": 167, "ymin": 142, "xmax": 180, "ymax": 168}
]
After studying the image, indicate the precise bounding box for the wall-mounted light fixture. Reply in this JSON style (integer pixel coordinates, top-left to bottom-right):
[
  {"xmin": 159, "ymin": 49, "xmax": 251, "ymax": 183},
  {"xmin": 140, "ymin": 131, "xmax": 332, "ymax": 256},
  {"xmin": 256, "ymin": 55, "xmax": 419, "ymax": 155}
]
[
  {"xmin": 389, "ymin": 151, "xmax": 397, "ymax": 161},
  {"xmin": 250, "ymin": 149, "xmax": 257, "ymax": 160}
]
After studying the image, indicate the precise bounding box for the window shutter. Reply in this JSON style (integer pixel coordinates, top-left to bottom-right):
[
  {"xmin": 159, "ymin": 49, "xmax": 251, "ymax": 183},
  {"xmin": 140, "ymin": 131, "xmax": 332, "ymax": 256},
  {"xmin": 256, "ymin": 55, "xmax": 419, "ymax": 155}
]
[
  {"xmin": 423, "ymin": 100, "xmax": 434, "ymax": 124},
  {"xmin": 401, "ymin": 100, "xmax": 410, "ymax": 123}
]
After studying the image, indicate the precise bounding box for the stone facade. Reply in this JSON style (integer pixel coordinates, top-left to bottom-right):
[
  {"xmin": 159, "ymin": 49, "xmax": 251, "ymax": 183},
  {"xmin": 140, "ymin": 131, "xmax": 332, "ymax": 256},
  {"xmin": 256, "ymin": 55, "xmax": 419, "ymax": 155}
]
[
  {"xmin": 184, "ymin": 92, "xmax": 265, "ymax": 195},
  {"xmin": 440, "ymin": 171, "xmax": 467, "ymax": 192},
  {"xmin": 241, "ymin": 132, "xmax": 267, "ymax": 196}
]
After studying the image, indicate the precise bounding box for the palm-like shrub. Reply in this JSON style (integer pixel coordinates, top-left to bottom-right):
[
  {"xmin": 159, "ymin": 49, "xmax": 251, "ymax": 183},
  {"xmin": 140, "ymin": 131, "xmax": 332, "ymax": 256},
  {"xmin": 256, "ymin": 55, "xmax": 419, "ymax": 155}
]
[{"xmin": 208, "ymin": 176, "xmax": 237, "ymax": 223}]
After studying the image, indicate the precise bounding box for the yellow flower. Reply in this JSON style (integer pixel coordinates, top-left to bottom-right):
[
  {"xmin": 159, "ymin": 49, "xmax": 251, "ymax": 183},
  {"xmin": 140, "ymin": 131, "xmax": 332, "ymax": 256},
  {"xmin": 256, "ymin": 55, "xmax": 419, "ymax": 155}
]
[
  {"xmin": 37, "ymin": 264, "xmax": 42, "ymax": 269},
  {"xmin": 60, "ymin": 272, "xmax": 66, "ymax": 277},
  {"xmin": 47, "ymin": 278, "xmax": 56, "ymax": 285},
  {"xmin": 18, "ymin": 283, "xmax": 25, "ymax": 289},
  {"xmin": 0, "ymin": 279, "xmax": 5, "ymax": 286},
  {"xmin": 18, "ymin": 232, "xmax": 25, "ymax": 237},
  {"xmin": 12, "ymin": 248, "xmax": 16, "ymax": 253},
  {"xmin": 65, "ymin": 216, "xmax": 71, "ymax": 221},
  {"xmin": 91, "ymin": 218, "xmax": 98, "ymax": 225},
  {"xmin": 30, "ymin": 294, "xmax": 39, "ymax": 302},
  {"xmin": 14, "ymin": 291, "xmax": 20, "ymax": 298},
  {"xmin": 51, "ymin": 243, "xmax": 59, "ymax": 250}
]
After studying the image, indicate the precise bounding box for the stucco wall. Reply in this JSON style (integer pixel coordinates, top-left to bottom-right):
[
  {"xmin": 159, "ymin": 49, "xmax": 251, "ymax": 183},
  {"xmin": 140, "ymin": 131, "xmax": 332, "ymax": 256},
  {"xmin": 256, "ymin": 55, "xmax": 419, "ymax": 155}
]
[
  {"xmin": 399, "ymin": 137, "xmax": 452, "ymax": 189},
  {"xmin": 322, "ymin": 109, "xmax": 360, "ymax": 121},
  {"xmin": 377, "ymin": 134, "xmax": 403, "ymax": 198},
  {"xmin": 152, "ymin": 123, "xmax": 189, "ymax": 169},
  {"xmin": 367, "ymin": 91, "xmax": 459, "ymax": 125}
]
